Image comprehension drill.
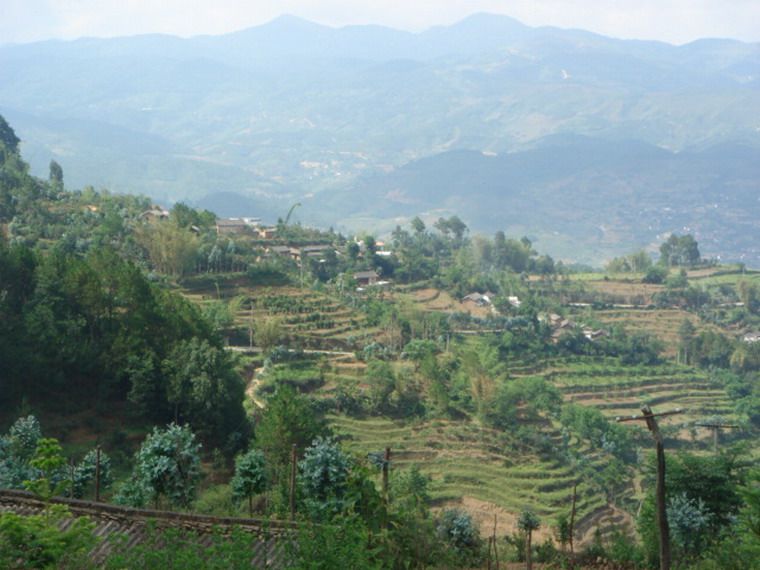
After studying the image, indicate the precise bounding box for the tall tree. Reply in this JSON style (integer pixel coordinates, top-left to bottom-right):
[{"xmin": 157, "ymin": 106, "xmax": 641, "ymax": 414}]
[
  {"xmin": 255, "ymin": 385, "xmax": 327, "ymax": 475},
  {"xmin": 660, "ymin": 234, "xmax": 701, "ymax": 267},
  {"xmin": 48, "ymin": 160, "xmax": 63, "ymax": 190},
  {"xmin": 0, "ymin": 114, "xmax": 20, "ymax": 153},
  {"xmin": 231, "ymin": 448, "xmax": 267, "ymax": 516},
  {"xmin": 163, "ymin": 337, "xmax": 247, "ymax": 446},
  {"xmin": 678, "ymin": 319, "xmax": 696, "ymax": 365},
  {"xmin": 116, "ymin": 423, "xmax": 201, "ymax": 509},
  {"xmin": 518, "ymin": 510, "xmax": 541, "ymax": 570}
]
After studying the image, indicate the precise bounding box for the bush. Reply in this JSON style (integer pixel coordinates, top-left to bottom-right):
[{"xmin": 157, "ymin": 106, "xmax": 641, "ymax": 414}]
[
  {"xmin": 643, "ymin": 265, "xmax": 668, "ymax": 284},
  {"xmin": 436, "ymin": 508, "xmax": 483, "ymax": 565},
  {"xmin": 0, "ymin": 505, "xmax": 96, "ymax": 569},
  {"xmin": 105, "ymin": 524, "xmax": 261, "ymax": 570},
  {"xmin": 285, "ymin": 517, "xmax": 382, "ymax": 570}
]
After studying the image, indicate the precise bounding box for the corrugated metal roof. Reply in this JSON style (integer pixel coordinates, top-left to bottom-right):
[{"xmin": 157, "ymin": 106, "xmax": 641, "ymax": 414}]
[{"xmin": 0, "ymin": 489, "xmax": 294, "ymax": 567}]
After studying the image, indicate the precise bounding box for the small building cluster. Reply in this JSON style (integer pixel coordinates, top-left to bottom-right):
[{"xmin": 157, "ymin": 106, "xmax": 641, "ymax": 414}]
[
  {"xmin": 543, "ymin": 313, "xmax": 609, "ymax": 343},
  {"xmin": 215, "ymin": 217, "xmax": 274, "ymax": 238},
  {"xmin": 743, "ymin": 332, "xmax": 760, "ymax": 343}
]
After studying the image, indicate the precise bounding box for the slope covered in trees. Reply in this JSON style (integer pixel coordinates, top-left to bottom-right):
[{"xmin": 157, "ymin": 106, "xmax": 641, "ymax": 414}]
[{"xmin": 0, "ymin": 118, "xmax": 246, "ymax": 448}]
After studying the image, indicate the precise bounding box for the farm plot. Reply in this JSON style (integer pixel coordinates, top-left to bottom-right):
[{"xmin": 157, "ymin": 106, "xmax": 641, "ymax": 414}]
[
  {"xmin": 329, "ymin": 415, "xmax": 615, "ymax": 538},
  {"xmin": 181, "ymin": 276, "xmax": 381, "ymax": 351},
  {"xmin": 590, "ymin": 308, "xmax": 709, "ymax": 357},
  {"xmin": 248, "ymin": 289, "xmax": 381, "ymax": 350},
  {"xmin": 542, "ymin": 357, "xmax": 737, "ymax": 445},
  {"xmin": 583, "ymin": 280, "xmax": 664, "ymax": 305},
  {"xmin": 396, "ymin": 287, "xmax": 494, "ymax": 319}
]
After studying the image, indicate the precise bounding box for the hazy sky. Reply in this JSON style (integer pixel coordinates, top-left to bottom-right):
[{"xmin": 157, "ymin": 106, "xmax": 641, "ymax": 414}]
[{"xmin": 3, "ymin": 0, "xmax": 760, "ymax": 45}]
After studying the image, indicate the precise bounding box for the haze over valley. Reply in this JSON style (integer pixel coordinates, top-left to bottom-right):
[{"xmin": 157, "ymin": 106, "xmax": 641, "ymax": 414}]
[{"xmin": 2, "ymin": 13, "xmax": 759, "ymax": 264}]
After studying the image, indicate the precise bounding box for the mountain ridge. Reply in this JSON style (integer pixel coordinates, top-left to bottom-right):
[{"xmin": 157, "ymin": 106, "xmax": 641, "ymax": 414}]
[{"xmin": 1, "ymin": 13, "xmax": 759, "ymax": 263}]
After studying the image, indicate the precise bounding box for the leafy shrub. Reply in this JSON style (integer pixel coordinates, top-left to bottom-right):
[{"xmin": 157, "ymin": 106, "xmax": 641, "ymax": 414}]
[
  {"xmin": 436, "ymin": 508, "xmax": 482, "ymax": 563},
  {"xmin": 105, "ymin": 524, "xmax": 260, "ymax": 570},
  {"xmin": 299, "ymin": 436, "xmax": 352, "ymax": 519},
  {"xmin": 73, "ymin": 448, "xmax": 113, "ymax": 499},
  {"xmin": 115, "ymin": 423, "xmax": 201, "ymax": 509},
  {"xmin": 0, "ymin": 505, "xmax": 96, "ymax": 569},
  {"xmin": 285, "ymin": 517, "xmax": 382, "ymax": 570},
  {"xmin": 643, "ymin": 265, "xmax": 668, "ymax": 284}
]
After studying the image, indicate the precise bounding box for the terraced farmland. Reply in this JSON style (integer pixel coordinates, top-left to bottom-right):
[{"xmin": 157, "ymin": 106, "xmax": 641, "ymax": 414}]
[
  {"xmin": 181, "ymin": 275, "xmax": 381, "ymax": 351},
  {"xmin": 179, "ymin": 273, "xmax": 754, "ymax": 545},
  {"xmin": 583, "ymin": 280, "xmax": 664, "ymax": 305},
  {"xmin": 588, "ymin": 308, "xmax": 710, "ymax": 358},
  {"xmin": 329, "ymin": 415, "xmax": 617, "ymax": 541},
  {"xmin": 515, "ymin": 355, "xmax": 739, "ymax": 448}
]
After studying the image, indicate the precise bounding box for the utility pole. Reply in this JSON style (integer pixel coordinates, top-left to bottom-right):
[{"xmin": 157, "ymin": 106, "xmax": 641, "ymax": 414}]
[
  {"xmin": 694, "ymin": 422, "xmax": 740, "ymax": 453},
  {"xmin": 617, "ymin": 406, "xmax": 684, "ymax": 570},
  {"xmin": 95, "ymin": 445, "xmax": 101, "ymax": 502},
  {"xmin": 487, "ymin": 513, "xmax": 499, "ymax": 570},
  {"xmin": 569, "ymin": 483, "xmax": 577, "ymax": 556},
  {"xmin": 249, "ymin": 303, "xmax": 254, "ymax": 349},
  {"xmin": 289, "ymin": 444, "xmax": 297, "ymax": 521},
  {"xmin": 69, "ymin": 460, "xmax": 75, "ymax": 498},
  {"xmin": 381, "ymin": 447, "xmax": 391, "ymax": 503}
]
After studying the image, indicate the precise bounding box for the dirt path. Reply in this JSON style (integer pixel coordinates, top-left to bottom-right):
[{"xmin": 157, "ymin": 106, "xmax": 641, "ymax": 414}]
[
  {"xmin": 246, "ymin": 367, "xmax": 266, "ymax": 409},
  {"xmin": 227, "ymin": 346, "xmax": 354, "ymax": 357}
]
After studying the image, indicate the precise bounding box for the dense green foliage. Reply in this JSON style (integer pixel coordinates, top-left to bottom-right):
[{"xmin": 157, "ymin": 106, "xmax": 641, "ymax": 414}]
[
  {"xmin": 638, "ymin": 452, "xmax": 744, "ymax": 567},
  {"xmin": 0, "ymin": 505, "xmax": 96, "ymax": 570},
  {"xmin": 116, "ymin": 423, "xmax": 202, "ymax": 509},
  {"xmin": 230, "ymin": 448, "xmax": 267, "ymax": 516},
  {"xmin": 0, "ymin": 239, "xmax": 246, "ymax": 446}
]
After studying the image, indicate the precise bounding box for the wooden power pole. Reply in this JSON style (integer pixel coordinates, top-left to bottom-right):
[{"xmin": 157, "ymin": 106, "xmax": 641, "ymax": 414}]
[
  {"xmin": 694, "ymin": 422, "xmax": 740, "ymax": 453},
  {"xmin": 95, "ymin": 445, "xmax": 101, "ymax": 502},
  {"xmin": 289, "ymin": 444, "xmax": 297, "ymax": 521},
  {"xmin": 617, "ymin": 406, "xmax": 684, "ymax": 570},
  {"xmin": 569, "ymin": 483, "xmax": 577, "ymax": 556},
  {"xmin": 381, "ymin": 447, "xmax": 391, "ymax": 502}
]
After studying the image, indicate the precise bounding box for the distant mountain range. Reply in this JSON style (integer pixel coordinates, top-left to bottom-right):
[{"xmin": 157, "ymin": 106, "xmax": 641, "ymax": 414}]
[
  {"xmin": 1, "ymin": 14, "xmax": 759, "ymax": 263},
  {"xmin": 320, "ymin": 137, "xmax": 760, "ymax": 263}
]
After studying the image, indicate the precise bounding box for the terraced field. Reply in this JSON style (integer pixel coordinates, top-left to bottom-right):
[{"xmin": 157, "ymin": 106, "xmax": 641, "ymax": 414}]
[
  {"xmin": 586, "ymin": 308, "xmax": 710, "ymax": 358},
  {"xmin": 396, "ymin": 287, "xmax": 493, "ymax": 318},
  {"xmin": 179, "ymin": 273, "xmax": 754, "ymax": 544},
  {"xmin": 181, "ymin": 275, "xmax": 380, "ymax": 351},
  {"xmin": 512, "ymin": 355, "xmax": 739, "ymax": 448},
  {"xmin": 583, "ymin": 280, "xmax": 664, "ymax": 305},
  {"xmin": 329, "ymin": 415, "xmax": 616, "ymax": 541}
]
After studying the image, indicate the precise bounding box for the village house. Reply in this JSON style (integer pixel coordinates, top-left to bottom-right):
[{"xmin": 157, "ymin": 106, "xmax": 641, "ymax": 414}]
[
  {"xmin": 296, "ymin": 244, "xmax": 333, "ymax": 261},
  {"xmin": 583, "ymin": 328, "xmax": 611, "ymax": 341},
  {"xmin": 354, "ymin": 270, "xmax": 379, "ymax": 286},
  {"xmin": 140, "ymin": 205, "xmax": 170, "ymax": 220},
  {"xmin": 215, "ymin": 218, "xmax": 249, "ymax": 235},
  {"xmin": 462, "ymin": 292, "xmax": 492, "ymax": 307},
  {"xmin": 375, "ymin": 240, "xmax": 392, "ymax": 257},
  {"xmin": 550, "ymin": 317, "xmax": 576, "ymax": 343},
  {"xmin": 267, "ymin": 245, "xmax": 291, "ymax": 257},
  {"xmin": 743, "ymin": 332, "xmax": 760, "ymax": 343},
  {"xmin": 257, "ymin": 227, "xmax": 277, "ymax": 239}
]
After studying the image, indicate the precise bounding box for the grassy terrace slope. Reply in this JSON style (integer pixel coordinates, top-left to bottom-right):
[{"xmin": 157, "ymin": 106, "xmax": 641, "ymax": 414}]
[
  {"xmin": 329, "ymin": 415, "xmax": 612, "ymax": 539},
  {"xmin": 515, "ymin": 355, "xmax": 739, "ymax": 448},
  {"xmin": 180, "ymin": 275, "xmax": 381, "ymax": 351},
  {"xmin": 589, "ymin": 309, "xmax": 704, "ymax": 359},
  {"xmin": 176, "ymin": 276, "xmax": 751, "ymax": 537}
]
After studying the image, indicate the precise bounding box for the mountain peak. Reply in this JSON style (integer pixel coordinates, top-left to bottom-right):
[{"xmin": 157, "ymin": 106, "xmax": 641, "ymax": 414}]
[{"xmin": 452, "ymin": 12, "xmax": 527, "ymax": 29}]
